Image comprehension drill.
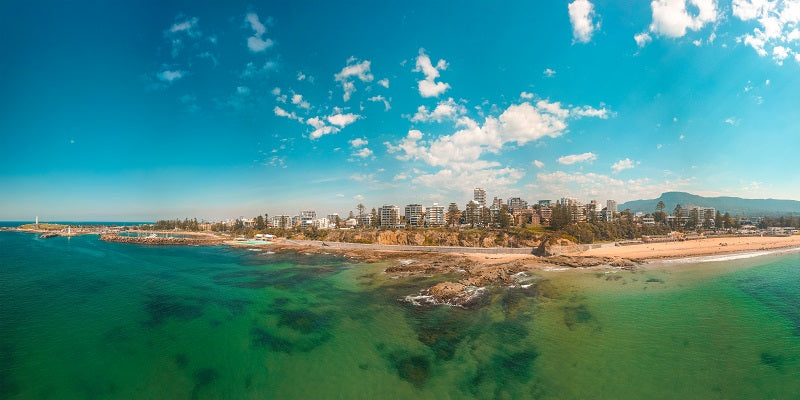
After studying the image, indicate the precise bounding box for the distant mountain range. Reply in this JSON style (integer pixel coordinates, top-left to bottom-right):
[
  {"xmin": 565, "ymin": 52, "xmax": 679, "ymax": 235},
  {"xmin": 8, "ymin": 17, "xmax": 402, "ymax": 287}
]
[{"xmin": 619, "ymin": 192, "xmax": 800, "ymax": 216}]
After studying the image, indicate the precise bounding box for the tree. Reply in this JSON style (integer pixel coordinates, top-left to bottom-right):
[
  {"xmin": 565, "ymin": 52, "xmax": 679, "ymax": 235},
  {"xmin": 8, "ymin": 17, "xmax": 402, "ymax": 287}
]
[
  {"xmin": 255, "ymin": 215, "xmax": 265, "ymax": 230},
  {"xmin": 497, "ymin": 205, "xmax": 512, "ymax": 230},
  {"xmin": 550, "ymin": 203, "xmax": 571, "ymax": 230},
  {"xmin": 357, "ymin": 203, "xmax": 366, "ymax": 218},
  {"xmin": 714, "ymin": 210, "xmax": 722, "ymax": 229},
  {"xmin": 446, "ymin": 203, "xmax": 461, "ymax": 229},
  {"xmin": 370, "ymin": 208, "xmax": 379, "ymax": 228},
  {"xmin": 656, "ymin": 200, "xmax": 666, "ymax": 213},
  {"xmin": 465, "ymin": 201, "xmax": 478, "ymax": 228},
  {"xmin": 480, "ymin": 206, "xmax": 491, "ymax": 228}
]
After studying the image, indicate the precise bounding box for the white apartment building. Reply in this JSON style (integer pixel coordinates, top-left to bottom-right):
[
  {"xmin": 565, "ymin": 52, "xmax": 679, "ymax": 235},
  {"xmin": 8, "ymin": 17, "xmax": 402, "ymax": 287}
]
[
  {"xmin": 426, "ymin": 203, "xmax": 445, "ymax": 227},
  {"xmin": 404, "ymin": 204, "xmax": 426, "ymax": 227}
]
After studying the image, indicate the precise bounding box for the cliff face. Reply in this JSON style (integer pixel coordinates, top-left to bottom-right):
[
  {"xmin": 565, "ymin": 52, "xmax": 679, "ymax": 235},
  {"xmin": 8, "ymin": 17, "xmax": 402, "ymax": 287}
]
[{"xmin": 294, "ymin": 229, "xmax": 543, "ymax": 248}]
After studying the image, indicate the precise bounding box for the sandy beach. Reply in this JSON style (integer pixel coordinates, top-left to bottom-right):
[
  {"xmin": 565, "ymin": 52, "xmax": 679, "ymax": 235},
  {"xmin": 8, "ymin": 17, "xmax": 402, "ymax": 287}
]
[{"xmin": 578, "ymin": 235, "xmax": 800, "ymax": 260}]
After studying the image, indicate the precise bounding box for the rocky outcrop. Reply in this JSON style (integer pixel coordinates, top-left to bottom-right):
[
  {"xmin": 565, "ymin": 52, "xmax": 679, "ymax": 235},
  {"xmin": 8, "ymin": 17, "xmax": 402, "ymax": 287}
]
[{"xmin": 99, "ymin": 234, "xmax": 222, "ymax": 246}]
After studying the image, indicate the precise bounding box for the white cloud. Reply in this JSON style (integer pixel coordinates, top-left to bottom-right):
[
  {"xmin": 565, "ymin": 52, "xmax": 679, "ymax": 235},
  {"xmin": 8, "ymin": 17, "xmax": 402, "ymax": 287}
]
[
  {"xmin": 679, "ymin": 134, "xmax": 685, "ymax": 140},
  {"xmin": 410, "ymin": 98, "xmax": 466, "ymax": 123},
  {"xmin": 274, "ymin": 106, "xmax": 303, "ymax": 122},
  {"xmin": 306, "ymin": 116, "xmax": 337, "ymax": 139},
  {"xmin": 297, "ymin": 71, "xmax": 306, "ymax": 81},
  {"xmin": 170, "ymin": 17, "xmax": 200, "ymax": 36},
  {"xmin": 387, "ymin": 96, "xmax": 611, "ymax": 192},
  {"xmin": 378, "ymin": 78, "xmax": 389, "ymax": 88},
  {"xmin": 414, "ymin": 49, "xmax": 450, "ymax": 97},
  {"xmin": 245, "ymin": 13, "xmax": 273, "ymax": 52},
  {"xmin": 327, "ymin": 113, "xmax": 360, "ymax": 128},
  {"xmin": 389, "ymin": 101, "xmax": 570, "ymax": 172},
  {"xmin": 520, "ymin": 91, "xmax": 534, "ymax": 99},
  {"xmin": 773, "ymin": 45, "xmax": 791, "ymax": 64},
  {"xmin": 353, "ymin": 148, "xmax": 373, "ymax": 158},
  {"xmin": 271, "ymin": 87, "xmax": 281, "ymax": 96},
  {"xmin": 165, "ymin": 16, "xmax": 202, "ymax": 58},
  {"xmin": 568, "ymin": 0, "xmax": 599, "ymax": 43},
  {"xmin": 635, "ymin": 31, "xmax": 653, "ymax": 47},
  {"xmin": 543, "ymin": 68, "xmax": 557, "ymax": 77},
  {"xmin": 350, "ymin": 138, "xmax": 368, "ymax": 148},
  {"xmin": 291, "ymin": 93, "xmax": 311, "ymax": 109},
  {"xmin": 649, "ymin": 0, "xmax": 718, "ymax": 38},
  {"xmin": 353, "ymin": 194, "xmax": 364, "ymax": 201},
  {"xmin": 611, "ymin": 158, "xmax": 635, "ymax": 173},
  {"xmin": 534, "ymin": 171, "xmax": 694, "ymax": 202},
  {"xmin": 724, "ymin": 117, "xmax": 741, "ymax": 125},
  {"xmin": 368, "ymin": 95, "xmax": 391, "ymax": 111},
  {"xmin": 157, "ymin": 70, "xmax": 184, "ymax": 82},
  {"xmin": 571, "ymin": 105, "xmax": 612, "ymax": 119},
  {"xmin": 558, "ymin": 152, "xmax": 598, "ymax": 165},
  {"xmin": 533, "ymin": 160, "xmax": 545, "ymax": 168},
  {"xmin": 393, "ymin": 173, "xmax": 409, "ymax": 181},
  {"xmin": 334, "ymin": 57, "xmax": 373, "ymax": 101}
]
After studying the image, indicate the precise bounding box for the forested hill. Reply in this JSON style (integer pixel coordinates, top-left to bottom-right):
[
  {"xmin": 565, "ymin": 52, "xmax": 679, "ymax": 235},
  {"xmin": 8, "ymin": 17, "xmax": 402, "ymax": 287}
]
[{"xmin": 619, "ymin": 192, "xmax": 800, "ymax": 216}]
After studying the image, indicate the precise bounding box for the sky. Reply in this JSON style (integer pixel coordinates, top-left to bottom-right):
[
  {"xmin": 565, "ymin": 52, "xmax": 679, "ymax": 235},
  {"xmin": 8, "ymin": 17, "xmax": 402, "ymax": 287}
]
[{"xmin": 2, "ymin": 0, "xmax": 800, "ymax": 221}]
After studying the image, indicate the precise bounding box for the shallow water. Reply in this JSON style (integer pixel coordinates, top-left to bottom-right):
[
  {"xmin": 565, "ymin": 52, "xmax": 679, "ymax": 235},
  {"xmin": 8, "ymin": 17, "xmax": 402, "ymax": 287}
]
[{"xmin": 1, "ymin": 232, "xmax": 800, "ymax": 399}]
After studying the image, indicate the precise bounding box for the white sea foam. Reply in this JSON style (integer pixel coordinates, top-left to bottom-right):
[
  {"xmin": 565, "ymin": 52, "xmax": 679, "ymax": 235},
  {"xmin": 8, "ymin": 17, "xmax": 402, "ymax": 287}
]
[{"xmin": 660, "ymin": 247, "xmax": 800, "ymax": 264}]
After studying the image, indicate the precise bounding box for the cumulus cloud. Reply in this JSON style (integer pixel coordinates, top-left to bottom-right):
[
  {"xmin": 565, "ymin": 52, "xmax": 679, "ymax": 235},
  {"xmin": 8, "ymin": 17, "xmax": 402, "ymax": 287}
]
[
  {"xmin": 377, "ymin": 78, "xmax": 389, "ymax": 88},
  {"xmin": 274, "ymin": 106, "xmax": 303, "ymax": 122},
  {"xmin": 307, "ymin": 117, "xmax": 338, "ymax": 139},
  {"xmin": 568, "ymin": 0, "xmax": 599, "ymax": 43},
  {"xmin": 414, "ymin": 49, "xmax": 450, "ymax": 97},
  {"xmin": 520, "ymin": 92, "xmax": 534, "ymax": 100},
  {"xmin": 327, "ymin": 113, "xmax": 360, "ymax": 128},
  {"xmin": 558, "ymin": 152, "xmax": 598, "ymax": 165},
  {"xmin": 245, "ymin": 13, "xmax": 273, "ymax": 52},
  {"xmin": 410, "ymin": 98, "xmax": 466, "ymax": 123},
  {"xmin": 165, "ymin": 16, "xmax": 202, "ymax": 58},
  {"xmin": 571, "ymin": 105, "xmax": 612, "ymax": 119},
  {"xmin": 353, "ymin": 148, "xmax": 373, "ymax": 158},
  {"xmin": 543, "ymin": 68, "xmax": 557, "ymax": 77},
  {"xmin": 334, "ymin": 57, "xmax": 373, "ymax": 101},
  {"xmin": 157, "ymin": 69, "xmax": 184, "ymax": 82},
  {"xmin": 170, "ymin": 17, "xmax": 200, "ymax": 36},
  {"xmin": 368, "ymin": 95, "xmax": 391, "ymax": 111},
  {"xmin": 350, "ymin": 138, "xmax": 368, "ymax": 147},
  {"xmin": 533, "ymin": 160, "xmax": 545, "ymax": 168},
  {"xmin": 634, "ymin": 31, "xmax": 652, "ymax": 47},
  {"xmin": 649, "ymin": 0, "xmax": 718, "ymax": 38},
  {"xmin": 611, "ymin": 158, "xmax": 635, "ymax": 173},
  {"xmin": 534, "ymin": 171, "xmax": 694, "ymax": 201},
  {"xmin": 291, "ymin": 93, "xmax": 311, "ymax": 109}
]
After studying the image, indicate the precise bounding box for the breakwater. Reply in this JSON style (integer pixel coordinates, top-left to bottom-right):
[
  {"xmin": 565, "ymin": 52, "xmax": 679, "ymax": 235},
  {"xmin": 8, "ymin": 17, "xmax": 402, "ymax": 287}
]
[{"xmin": 99, "ymin": 233, "xmax": 223, "ymax": 246}]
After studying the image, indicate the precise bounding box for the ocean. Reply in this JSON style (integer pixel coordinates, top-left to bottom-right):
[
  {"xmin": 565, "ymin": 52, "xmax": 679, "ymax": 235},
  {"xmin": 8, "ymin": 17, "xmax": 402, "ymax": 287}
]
[{"xmin": 1, "ymin": 231, "xmax": 799, "ymax": 399}]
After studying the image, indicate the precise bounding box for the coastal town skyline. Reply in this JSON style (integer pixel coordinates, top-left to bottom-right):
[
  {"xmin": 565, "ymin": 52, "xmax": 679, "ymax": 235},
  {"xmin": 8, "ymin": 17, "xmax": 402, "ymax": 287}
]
[{"xmin": 3, "ymin": 1, "xmax": 800, "ymax": 220}]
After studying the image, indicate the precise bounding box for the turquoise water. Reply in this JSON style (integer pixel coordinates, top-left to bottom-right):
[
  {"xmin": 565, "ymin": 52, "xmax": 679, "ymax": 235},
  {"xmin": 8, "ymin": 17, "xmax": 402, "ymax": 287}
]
[{"xmin": 2, "ymin": 232, "xmax": 800, "ymax": 399}]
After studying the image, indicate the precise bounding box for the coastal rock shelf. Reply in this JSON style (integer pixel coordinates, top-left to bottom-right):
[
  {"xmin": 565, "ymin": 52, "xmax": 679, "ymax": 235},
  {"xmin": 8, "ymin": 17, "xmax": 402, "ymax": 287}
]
[{"xmin": 99, "ymin": 233, "xmax": 223, "ymax": 246}]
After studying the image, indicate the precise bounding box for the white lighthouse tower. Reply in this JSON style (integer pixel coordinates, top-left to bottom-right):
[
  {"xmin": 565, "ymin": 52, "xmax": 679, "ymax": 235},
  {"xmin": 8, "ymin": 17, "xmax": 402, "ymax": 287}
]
[{"xmin": 35, "ymin": 216, "xmax": 39, "ymax": 227}]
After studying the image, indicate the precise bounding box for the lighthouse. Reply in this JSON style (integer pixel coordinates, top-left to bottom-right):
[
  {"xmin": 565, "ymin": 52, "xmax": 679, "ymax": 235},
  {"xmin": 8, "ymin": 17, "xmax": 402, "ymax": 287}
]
[{"xmin": 35, "ymin": 216, "xmax": 39, "ymax": 227}]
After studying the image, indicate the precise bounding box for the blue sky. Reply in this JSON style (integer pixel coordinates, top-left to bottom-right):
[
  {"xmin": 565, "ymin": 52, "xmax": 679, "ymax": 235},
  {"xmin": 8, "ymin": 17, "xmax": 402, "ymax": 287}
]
[{"xmin": 2, "ymin": 0, "xmax": 800, "ymax": 220}]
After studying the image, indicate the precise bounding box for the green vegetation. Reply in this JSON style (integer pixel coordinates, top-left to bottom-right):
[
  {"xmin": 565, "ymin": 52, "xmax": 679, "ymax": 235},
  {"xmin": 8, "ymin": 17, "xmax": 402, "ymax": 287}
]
[{"xmin": 18, "ymin": 223, "xmax": 66, "ymax": 231}]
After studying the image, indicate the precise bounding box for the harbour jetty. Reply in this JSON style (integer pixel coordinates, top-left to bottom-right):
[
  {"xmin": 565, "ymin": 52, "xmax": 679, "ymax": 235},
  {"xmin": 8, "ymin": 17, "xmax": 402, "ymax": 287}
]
[{"xmin": 99, "ymin": 233, "xmax": 223, "ymax": 246}]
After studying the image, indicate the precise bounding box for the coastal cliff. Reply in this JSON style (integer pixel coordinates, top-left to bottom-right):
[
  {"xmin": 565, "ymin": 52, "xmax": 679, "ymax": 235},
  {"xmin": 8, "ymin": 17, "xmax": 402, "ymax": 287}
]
[{"xmin": 290, "ymin": 229, "xmax": 542, "ymax": 248}]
